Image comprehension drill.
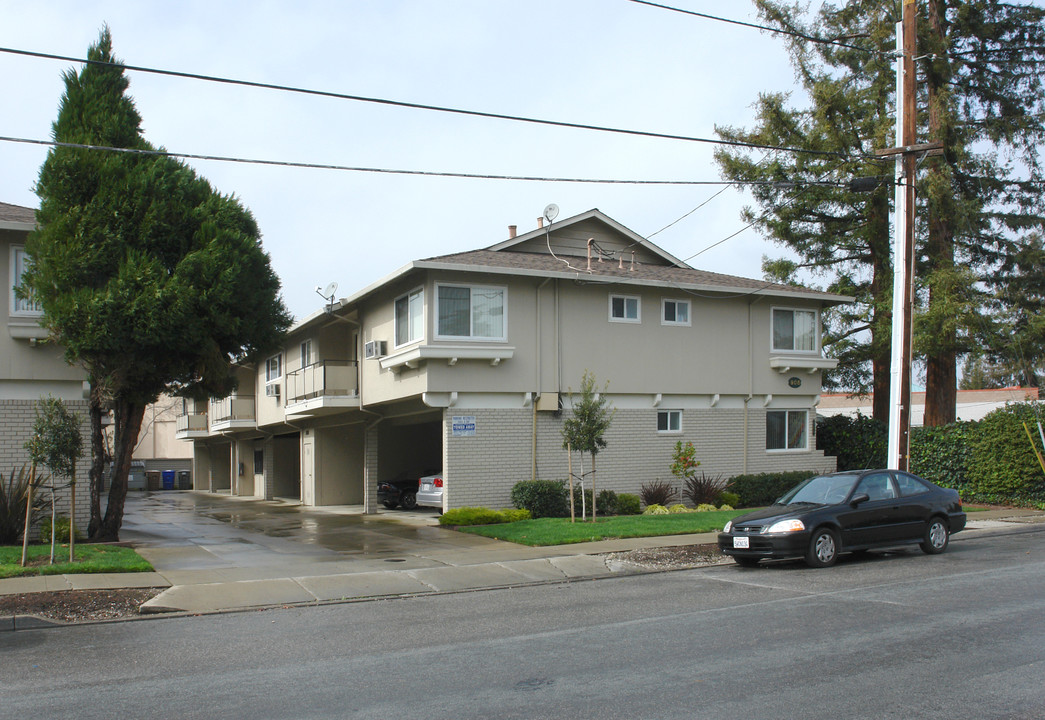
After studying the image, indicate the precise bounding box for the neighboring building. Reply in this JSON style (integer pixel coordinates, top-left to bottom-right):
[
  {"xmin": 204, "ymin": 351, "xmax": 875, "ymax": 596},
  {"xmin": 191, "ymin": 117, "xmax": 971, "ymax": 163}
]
[
  {"xmin": 1, "ymin": 201, "xmax": 91, "ymax": 531},
  {"xmin": 182, "ymin": 209, "xmax": 850, "ymax": 512},
  {"xmin": 818, "ymin": 386, "xmax": 1040, "ymax": 425}
]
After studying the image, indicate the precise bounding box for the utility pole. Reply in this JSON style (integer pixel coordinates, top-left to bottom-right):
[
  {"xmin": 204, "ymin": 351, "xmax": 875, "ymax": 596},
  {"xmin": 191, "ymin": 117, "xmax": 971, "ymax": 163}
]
[{"xmin": 876, "ymin": 0, "xmax": 942, "ymax": 470}]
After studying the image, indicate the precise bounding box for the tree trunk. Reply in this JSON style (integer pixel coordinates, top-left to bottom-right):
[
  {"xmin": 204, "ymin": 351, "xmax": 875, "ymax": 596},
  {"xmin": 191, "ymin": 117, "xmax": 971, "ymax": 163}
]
[
  {"xmin": 87, "ymin": 385, "xmax": 106, "ymax": 538},
  {"xmin": 590, "ymin": 454, "xmax": 597, "ymax": 522},
  {"xmin": 95, "ymin": 399, "xmax": 145, "ymax": 542},
  {"xmin": 922, "ymin": 0, "xmax": 958, "ymax": 427}
]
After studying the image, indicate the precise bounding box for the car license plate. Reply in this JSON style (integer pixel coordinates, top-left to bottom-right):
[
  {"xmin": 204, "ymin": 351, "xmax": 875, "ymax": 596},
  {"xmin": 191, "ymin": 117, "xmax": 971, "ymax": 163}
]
[
  {"xmin": 733, "ymin": 536, "xmax": 750, "ymax": 549},
  {"xmin": 421, "ymin": 483, "xmax": 431, "ymax": 491}
]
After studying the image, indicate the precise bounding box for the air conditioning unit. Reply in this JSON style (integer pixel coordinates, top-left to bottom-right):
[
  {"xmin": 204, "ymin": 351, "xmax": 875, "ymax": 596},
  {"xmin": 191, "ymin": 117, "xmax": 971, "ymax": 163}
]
[
  {"xmin": 364, "ymin": 340, "xmax": 387, "ymax": 359},
  {"xmin": 265, "ymin": 383, "xmax": 281, "ymax": 397}
]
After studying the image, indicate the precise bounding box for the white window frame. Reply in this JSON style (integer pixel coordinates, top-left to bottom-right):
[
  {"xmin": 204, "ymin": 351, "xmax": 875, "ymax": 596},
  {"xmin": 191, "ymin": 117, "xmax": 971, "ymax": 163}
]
[
  {"xmin": 265, "ymin": 354, "xmax": 282, "ymax": 384},
  {"xmin": 661, "ymin": 298, "xmax": 691, "ymax": 327},
  {"xmin": 394, "ymin": 287, "xmax": 425, "ymax": 348},
  {"xmin": 9, "ymin": 245, "xmax": 43, "ymax": 317},
  {"xmin": 434, "ymin": 283, "xmax": 507, "ymax": 342},
  {"xmin": 766, "ymin": 409, "xmax": 809, "ymax": 452},
  {"xmin": 771, "ymin": 307, "xmax": 818, "ymax": 353},
  {"xmin": 299, "ymin": 339, "xmax": 314, "ymax": 368},
  {"xmin": 657, "ymin": 409, "xmax": 682, "ymax": 433},
  {"xmin": 609, "ymin": 294, "xmax": 641, "ymax": 323}
]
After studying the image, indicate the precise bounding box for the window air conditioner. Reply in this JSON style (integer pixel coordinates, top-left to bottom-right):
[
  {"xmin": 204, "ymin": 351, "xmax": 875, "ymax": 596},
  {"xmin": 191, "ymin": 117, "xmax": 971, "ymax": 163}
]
[{"xmin": 364, "ymin": 340, "xmax": 387, "ymax": 359}]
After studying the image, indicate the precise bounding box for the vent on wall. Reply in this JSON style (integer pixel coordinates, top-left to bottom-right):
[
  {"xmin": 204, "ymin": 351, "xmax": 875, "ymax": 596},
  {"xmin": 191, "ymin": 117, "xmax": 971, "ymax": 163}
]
[{"xmin": 364, "ymin": 340, "xmax": 387, "ymax": 359}]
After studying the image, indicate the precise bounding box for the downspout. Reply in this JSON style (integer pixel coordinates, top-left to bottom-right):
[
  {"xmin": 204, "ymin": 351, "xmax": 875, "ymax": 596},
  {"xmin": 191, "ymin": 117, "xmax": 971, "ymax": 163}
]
[
  {"xmin": 745, "ymin": 295, "xmax": 767, "ymax": 475},
  {"xmin": 534, "ymin": 277, "xmax": 552, "ymax": 482}
]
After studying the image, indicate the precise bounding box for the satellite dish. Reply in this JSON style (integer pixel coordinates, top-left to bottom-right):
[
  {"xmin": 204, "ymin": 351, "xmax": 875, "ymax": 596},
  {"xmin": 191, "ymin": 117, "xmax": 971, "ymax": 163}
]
[
  {"xmin": 543, "ymin": 203, "xmax": 560, "ymax": 223},
  {"xmin": 322, "ymin": 282, "xmax": 338, "ymax": 299}
]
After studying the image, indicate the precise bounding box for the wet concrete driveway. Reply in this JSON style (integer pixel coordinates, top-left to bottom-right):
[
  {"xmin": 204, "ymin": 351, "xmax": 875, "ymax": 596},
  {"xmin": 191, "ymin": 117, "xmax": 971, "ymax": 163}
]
[{"xmin": 119, "ymin": 491, "xmax": 515, "ymax": 579}]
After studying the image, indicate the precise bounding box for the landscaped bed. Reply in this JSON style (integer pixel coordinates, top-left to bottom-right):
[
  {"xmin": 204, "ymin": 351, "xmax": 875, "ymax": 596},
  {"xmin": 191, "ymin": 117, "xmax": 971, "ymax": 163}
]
[{"xmin": 456, "ymin": 509, "xmax": 745, "ymax": 546}]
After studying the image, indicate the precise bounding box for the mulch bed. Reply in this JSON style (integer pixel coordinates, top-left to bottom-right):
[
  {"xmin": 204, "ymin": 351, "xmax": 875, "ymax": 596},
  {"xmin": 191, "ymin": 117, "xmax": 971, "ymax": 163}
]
[{"xmin": 0, "ymin": 588, "xmax": 164, "ymax": 623}]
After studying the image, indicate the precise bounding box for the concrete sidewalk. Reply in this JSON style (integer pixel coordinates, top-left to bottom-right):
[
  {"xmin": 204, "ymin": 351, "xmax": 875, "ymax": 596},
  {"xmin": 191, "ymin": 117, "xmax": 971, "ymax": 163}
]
[{"xmin": 3, "ymin": 492, "xmax": 1044, "ymax": 622}]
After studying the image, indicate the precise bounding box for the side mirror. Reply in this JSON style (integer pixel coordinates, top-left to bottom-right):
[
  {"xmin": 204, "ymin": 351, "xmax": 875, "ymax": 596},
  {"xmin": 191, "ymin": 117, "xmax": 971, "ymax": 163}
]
[{"xmin": 850, "ymin": 493, "xmax": 870, "ymax": 507}]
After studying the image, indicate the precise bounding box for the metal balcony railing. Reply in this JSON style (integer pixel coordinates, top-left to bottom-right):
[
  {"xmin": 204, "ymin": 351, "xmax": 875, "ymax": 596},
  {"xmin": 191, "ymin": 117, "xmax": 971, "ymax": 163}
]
[{"xmin": 285, "ymin": 360, "xmax": 358, "ymax": 402}]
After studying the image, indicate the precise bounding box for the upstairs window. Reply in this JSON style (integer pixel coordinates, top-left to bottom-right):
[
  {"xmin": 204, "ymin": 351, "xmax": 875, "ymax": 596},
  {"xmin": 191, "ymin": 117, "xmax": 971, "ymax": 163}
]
[
  {"xmin": 266, "ymin": 354, "xmax": 282, "ymax": 383},
  {"xmin": 395, "ymin": 288, "xmax": 424, "ymax": 346},
  {"xmin": 436, "ymin": 284, "xmax": 505, "ymax": 340},
  {"xmin": 772, "ymin": 308, "xmax": 817, "ymax": 352},
  {"xmin": 609, "ymin": 294, "xmax": 640, "ymax": 323},
  {"xmin": 300, "ymin": 339, "xmax": 314, "ymax": 368},
  {"xmin": 662, "ymin": 299, "xmax": 690, "ymax": 326},
  {"xmin": 9, "ymin": 246, "xmax": 42, "ymax": 317}
]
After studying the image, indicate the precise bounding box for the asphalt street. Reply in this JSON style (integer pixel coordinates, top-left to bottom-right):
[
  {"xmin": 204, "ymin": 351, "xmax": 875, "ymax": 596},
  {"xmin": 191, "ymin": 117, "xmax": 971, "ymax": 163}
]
[{"xmin": 2, "ymin": 524, "xmax": 1043, "ymax": 719}]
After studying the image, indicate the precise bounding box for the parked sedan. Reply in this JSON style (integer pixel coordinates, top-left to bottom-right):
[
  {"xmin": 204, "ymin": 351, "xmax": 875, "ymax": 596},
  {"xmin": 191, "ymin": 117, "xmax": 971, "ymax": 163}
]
[
  {"xmin": 376, "ymin": 474, "xmax": 419, "ymax": 509},
  {"xmin": 718, "ymin": 469, "xmax": 966, "ymax": 568},
  {"xmin": 415, "ymin": 470, "xmax": 444, "ymax": 510}
]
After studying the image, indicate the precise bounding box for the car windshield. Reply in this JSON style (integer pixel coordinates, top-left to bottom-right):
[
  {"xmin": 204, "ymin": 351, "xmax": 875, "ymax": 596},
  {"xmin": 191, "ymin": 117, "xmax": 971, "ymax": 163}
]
[{"xmin": 778, "ymin": 474, "xmax": 860, "ymax": 506}]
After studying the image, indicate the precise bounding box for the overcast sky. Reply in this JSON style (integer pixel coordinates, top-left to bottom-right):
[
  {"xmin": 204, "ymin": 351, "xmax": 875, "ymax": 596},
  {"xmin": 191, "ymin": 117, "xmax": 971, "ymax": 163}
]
[{"xmin": 0, "ymin": 0, "xmax": 816, "ymax": 321}]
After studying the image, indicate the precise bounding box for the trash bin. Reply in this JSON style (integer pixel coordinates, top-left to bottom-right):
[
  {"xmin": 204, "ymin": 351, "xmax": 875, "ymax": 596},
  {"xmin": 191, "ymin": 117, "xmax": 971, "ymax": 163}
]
[
  {"xmin": 162, "ymin": 470, "xmax": 176, "ymax": 490},
  {"xmin": 146, "ymin": 471, "xmax": 161, "ymax": 491},
  {"xmin": 177, "ymin": 470, "xmax": 192, "ymax": 490}
]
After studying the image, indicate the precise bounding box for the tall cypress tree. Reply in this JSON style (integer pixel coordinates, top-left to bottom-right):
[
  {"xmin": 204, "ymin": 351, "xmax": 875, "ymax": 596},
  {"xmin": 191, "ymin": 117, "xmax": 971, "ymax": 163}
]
[{"xmin": 25, "ymin": 29, "xmax": 292, "ymax": 539}]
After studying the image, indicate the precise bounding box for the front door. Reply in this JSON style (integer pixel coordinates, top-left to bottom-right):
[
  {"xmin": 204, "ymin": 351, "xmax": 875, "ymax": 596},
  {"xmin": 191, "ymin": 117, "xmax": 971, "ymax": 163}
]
[{"xmin": 302, "ymin": 439, "xmax": 314, "ymax": 506}]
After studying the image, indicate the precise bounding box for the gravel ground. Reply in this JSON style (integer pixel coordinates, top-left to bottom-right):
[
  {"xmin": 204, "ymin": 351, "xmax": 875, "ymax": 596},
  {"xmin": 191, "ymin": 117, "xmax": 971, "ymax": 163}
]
[
  {"xmin": 0, "ymin": 588, "xmax": 165, "ymax": 623},
  {"xmin": 604, "ymin": 542, "xmax": 727, "ymax": 571}
]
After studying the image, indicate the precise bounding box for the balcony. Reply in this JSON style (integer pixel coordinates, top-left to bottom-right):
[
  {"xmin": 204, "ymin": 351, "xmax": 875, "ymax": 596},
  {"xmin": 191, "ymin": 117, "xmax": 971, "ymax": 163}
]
[
  {"xmin": 175, "ymin": 412, "xmax": 209, "ymax": 439},
  {"xmin": 285, "ymin": 360, "xmax": 360, "ymax": 419},
  {"xmin": 208, "ymin": 395, "xmax": 257, "ymax": 432}
]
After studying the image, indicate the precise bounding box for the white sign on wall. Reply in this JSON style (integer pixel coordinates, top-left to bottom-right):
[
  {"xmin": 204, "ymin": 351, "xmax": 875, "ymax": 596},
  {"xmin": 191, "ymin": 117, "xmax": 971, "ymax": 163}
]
[{"xmin": 452, "ymin": 416, "xmax": 476, "ymax": 437}]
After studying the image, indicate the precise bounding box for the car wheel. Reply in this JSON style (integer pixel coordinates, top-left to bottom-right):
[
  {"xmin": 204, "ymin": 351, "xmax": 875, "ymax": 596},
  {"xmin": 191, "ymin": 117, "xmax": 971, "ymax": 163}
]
[
  {"xmin": 400, "ymin": 492, "xmax": 417, "ymax": 510},
  {"xmin": 920, "ymin": 517, "xmax": 949, "ymax": 554},
  {"xmin": 734, "ymin": 556, "xmax": 760, "ymax": 568},
  {"xmin": 805, "ymin": 527, "xmax": 839, "ymax": 568}
]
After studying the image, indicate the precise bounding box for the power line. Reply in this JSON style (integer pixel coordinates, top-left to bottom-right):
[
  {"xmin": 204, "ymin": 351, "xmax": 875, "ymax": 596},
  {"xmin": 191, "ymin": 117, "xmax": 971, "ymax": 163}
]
[
  {"xmin": 0, "ymin": 135, "xmax": 850, "ymax": 186},
  {"xmin": 0, "ymin": 45, "xmax": 851, "ymax": 159},
  {"xmin": 626, "ymin": 0, "xmax": 888, "ymax": 56}
]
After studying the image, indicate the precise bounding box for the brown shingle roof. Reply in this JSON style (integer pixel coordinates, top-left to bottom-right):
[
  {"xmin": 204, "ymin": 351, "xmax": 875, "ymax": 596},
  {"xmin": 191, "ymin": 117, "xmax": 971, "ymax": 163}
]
[
  {"xmin": 419, "ymin": 249, "xmax": 841, "ymax": 300},
  {"xmin": 0, "ymin": 201, "xmax": 37, "ymax": 225}
]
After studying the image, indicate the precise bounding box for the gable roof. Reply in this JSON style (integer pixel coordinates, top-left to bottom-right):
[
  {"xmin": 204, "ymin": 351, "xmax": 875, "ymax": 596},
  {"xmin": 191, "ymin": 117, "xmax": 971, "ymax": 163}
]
[
  {"xmin": 487, "ymin": 208, "xmax": 689, "ymax": 268},
  {"xmin": 0, "ymin": 201, "xmax": 36, "ymax": 231}
]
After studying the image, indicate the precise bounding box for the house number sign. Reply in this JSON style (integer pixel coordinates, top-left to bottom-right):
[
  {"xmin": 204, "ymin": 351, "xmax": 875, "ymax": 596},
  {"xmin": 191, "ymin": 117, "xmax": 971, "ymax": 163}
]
[{"xmin": 788, "ymin": 376, "xmax": 802, "ymax": 389}]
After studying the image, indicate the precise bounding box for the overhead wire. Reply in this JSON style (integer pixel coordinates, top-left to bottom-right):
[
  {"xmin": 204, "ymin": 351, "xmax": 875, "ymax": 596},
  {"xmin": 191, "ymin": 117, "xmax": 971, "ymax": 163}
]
[
  {"xmin": 0, "ymin": 46, "xmax": 853, "ymax": 159},
  {"xmin": 0, "ymin": 135, "xmax": 854, "ymax": 186}
]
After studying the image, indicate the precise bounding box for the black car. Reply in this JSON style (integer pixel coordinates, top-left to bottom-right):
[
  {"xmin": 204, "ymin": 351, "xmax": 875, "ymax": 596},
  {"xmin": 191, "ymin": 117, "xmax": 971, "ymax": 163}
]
[
  {"xmin": 718, "ymin": 469, "xmax": 966, "ymax": 568},
  {"xmin": 376, "ymin": 475, "xmax": 419, "ymax": 510}
]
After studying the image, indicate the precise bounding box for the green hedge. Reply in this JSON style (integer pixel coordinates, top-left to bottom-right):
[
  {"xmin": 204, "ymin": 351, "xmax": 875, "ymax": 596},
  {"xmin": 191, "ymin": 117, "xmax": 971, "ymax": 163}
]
[
  {"xmin": 816, "ymin": 413, "xmax": 886, "ymax": 470},
  {"xmin": 439, "ymin": 507, "xmax": 531, "ymax": 526},
  {"xmin": 725, "ymin": 470, "xmax": 819, "ymax": 507},
  {"xmin": 909, "ymin": 421, "xmax": 976, "ymax": 492},
  {"xmin": 966, "ymin": 402, "xmax": 1045, "ymax": 503}
]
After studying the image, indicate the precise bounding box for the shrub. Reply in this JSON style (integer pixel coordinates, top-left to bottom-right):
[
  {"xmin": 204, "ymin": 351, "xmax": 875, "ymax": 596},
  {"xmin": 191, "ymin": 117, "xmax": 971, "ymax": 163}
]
[
  {"xmin": 667, "ymin": 503, "xmax": 690, "ymax": 514},
  {"xmin": 40, "ymin": 515, "xmax": 84, "ymax": 544},
  {"xmin": 683, "ymin": 471, "xmax": 725, "ymax": 506},
  {"xmin": 695, "ymin": 503, "xmax": 718, "ymax": 512},
  {"xmin": 726, "ymin": 470, "xmax": 820, "ymax": 507},
  {"xmin": 718, "ymin": 504, "xmax": 734, "ymax": 511},
  {"xmin": 714, "ymin": 490, "xmax": 741, "ymax": 508},
  {"xmin": 616, "ymin": 493, "xmax": 641, "ymax": 515},
  {"xmin": 816, "ymin": 413, "xmax": 887, "ymax": 470},
  {"xmin": 439, "ymin": 507, "xmax": 531, "ymax": 526},
  {"xmin": 966, "ymin": 402, "xmax": 1045, "ymax": 503},
  {"xmin": 640, "ymin": 479, "xmax": 678, "ymax": 507},
  {"xmin": 571, "ymin": 485, "xmax": 594, "ymax": 517},
  {"xmin": 510, "ymin": 479, "xmax": 569, "ymax": 518},
  {"xmin": 0, "ymin": 466, "xmax": 44, "ymax": 544},
  {"xmin": 909, "ymin": 421, "xmax": 976, "ymax": 492},
  {"xmin": 596, "ymin": 489, "xmax": 618, "ymax": 516},
  {"xmin": 643, "ymin": 504, "xmax": 668, "ymax": 515}
]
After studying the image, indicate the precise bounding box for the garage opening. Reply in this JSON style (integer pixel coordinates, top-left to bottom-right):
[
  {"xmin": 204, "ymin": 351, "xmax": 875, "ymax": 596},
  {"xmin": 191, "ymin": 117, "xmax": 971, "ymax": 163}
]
[{"xmin": 272, "ymin": 432, "xmax": 300, "ymax": 500}]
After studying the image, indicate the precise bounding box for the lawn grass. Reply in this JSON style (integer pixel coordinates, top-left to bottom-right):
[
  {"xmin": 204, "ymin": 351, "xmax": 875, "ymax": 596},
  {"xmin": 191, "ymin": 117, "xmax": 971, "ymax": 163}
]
[
  {"xmin": 457, "ymin": 509, "xmax": 746, "ymax": 546},
  {"xmin": 0, "ymin": 544, "xmax": 153, "ymax": 579}
]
